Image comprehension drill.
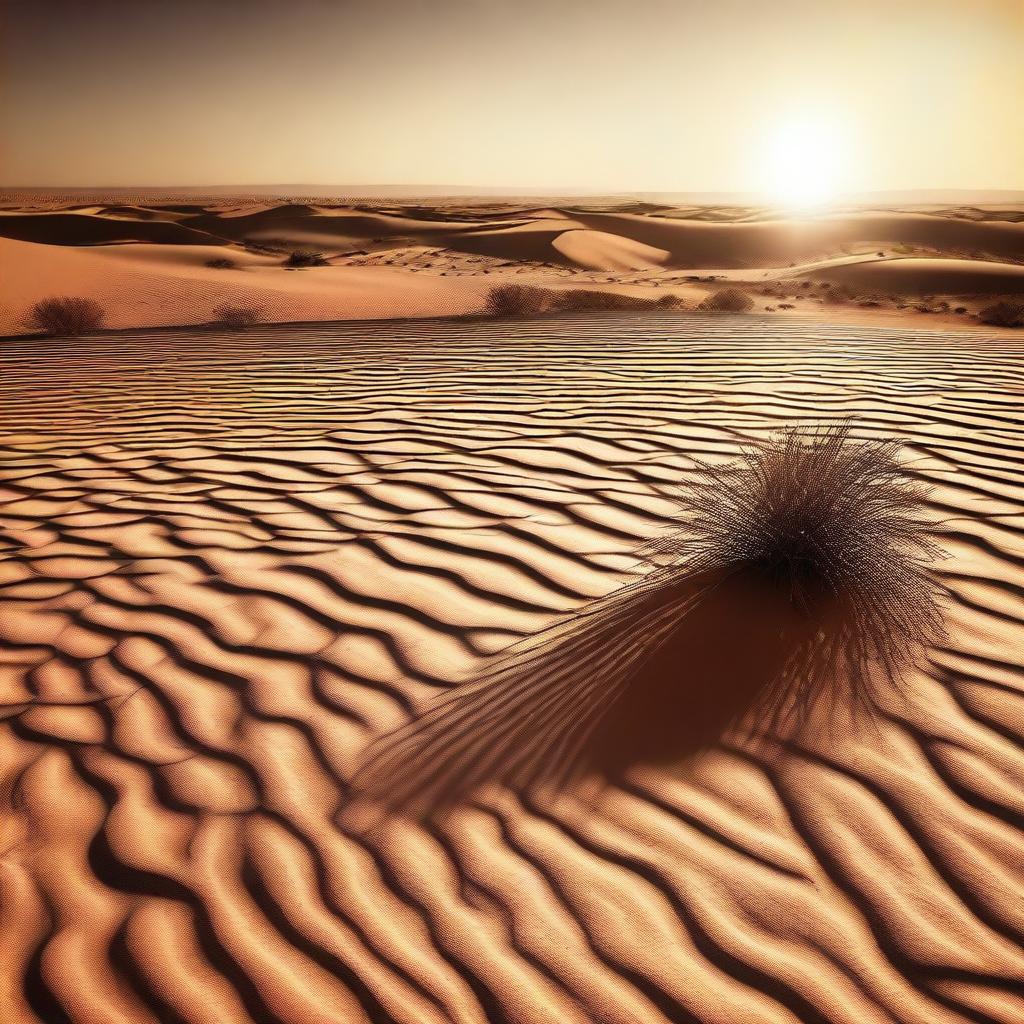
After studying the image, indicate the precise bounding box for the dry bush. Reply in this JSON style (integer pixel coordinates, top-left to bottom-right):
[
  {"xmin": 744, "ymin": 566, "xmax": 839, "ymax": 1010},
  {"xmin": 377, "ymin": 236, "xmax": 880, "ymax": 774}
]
[
  {"xmin": 696, "ymin": 287, "xmax": 754, "ymax": 313},
  {"xmin": 205, "ymin": 257, "xmax": 236, "ymax": 269},
  {"xmin": 355, "ymin": 423, "xmax": 944, "ymax": 816},
  {"xmin": 483, "ymin": 284, "xmax": 552, "ymax": 317},
  {"xmin": 27, "ymin": 296, "xmax": 105, "ymax": 336},
  {"xmin": 648, "ymin": 422, "xmax": 943, "ymax": 700},
  {"xmin": 483, "ymin": 284, "xmax": 682, "ymax": 318},
  {"xmin": 283, "ymin": 251, "xmax": 329, "ymax": 268},
  {"xmin": 212, "ymin": 304, "xmax": 263, "ymax": 329},
  {"xmin": 551, "ymin": 289, "xmax": 682, "ymax": 312},
  {"xmin": 978, "ymin": 299, "xmax": 1024, "ymax": 327}
]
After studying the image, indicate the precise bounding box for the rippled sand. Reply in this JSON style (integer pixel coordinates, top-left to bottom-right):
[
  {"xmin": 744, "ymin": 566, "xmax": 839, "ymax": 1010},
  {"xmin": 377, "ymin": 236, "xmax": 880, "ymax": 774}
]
[{"xmin": 1, "ymin": 314, "xmax": 1022, "ymax": 1024}]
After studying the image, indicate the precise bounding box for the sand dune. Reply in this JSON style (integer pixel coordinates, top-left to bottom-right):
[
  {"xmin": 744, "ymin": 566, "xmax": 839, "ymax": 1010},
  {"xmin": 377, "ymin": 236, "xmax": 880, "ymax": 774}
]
[
  {"xmin": 0, "ymin": 237, "xmax": 484, "ymax": 332},
  {"xmin": 0, "ymin": 211, "xmax": 224, "ymax": 247},
  {"xmin": 807, "ymin": 257, "xmax": 1024, "ymax": 295},
  {"xmin": 572, "ymin": 211, "xmax": 1024, "ymax": 267},
  {"xmin": 184, "ymin": 205, "xmax": 531, "ymax": 247},
  {"xmin": 552, "ymin": 229, "xmax": 670, "ymax": 271},
  {"xmin": 6, "ymin": 204, "xmax": 1023, "ymax": 270},
  {"xmin": 2, "ymin": 199, "xmax": 1023, "ymax": 336},
  {"xmin": 1, "ymin": 315, "xmax": 1022, "ymax": 1023}
]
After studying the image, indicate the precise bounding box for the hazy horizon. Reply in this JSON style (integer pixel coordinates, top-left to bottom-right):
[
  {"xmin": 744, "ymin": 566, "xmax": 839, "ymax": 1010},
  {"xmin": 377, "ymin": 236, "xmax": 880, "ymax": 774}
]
[
  {"xmin": 2, "ymin": 0, "xmax": 1022, "ymax": 199},
  {"xmin": 4, "ymin": 183, "xmax": 1024, "ymax": 205}
]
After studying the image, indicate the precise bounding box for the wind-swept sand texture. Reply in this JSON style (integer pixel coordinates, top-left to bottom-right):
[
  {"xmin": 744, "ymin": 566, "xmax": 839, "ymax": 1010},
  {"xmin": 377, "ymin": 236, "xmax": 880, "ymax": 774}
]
[{"xmin": 1, "ymin": 315, "xmax": 1023, "ymax": 1023}]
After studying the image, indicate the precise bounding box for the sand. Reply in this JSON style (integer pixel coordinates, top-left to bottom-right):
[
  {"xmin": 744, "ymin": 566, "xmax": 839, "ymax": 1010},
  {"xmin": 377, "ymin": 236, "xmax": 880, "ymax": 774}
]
[
  {"xmin": 1, "ymin": 314, "xmax": 1022, "ymax": 1023},
  {"xmin": 2, "ymin": 201, "xmax": 1023, "ymax": 336}
]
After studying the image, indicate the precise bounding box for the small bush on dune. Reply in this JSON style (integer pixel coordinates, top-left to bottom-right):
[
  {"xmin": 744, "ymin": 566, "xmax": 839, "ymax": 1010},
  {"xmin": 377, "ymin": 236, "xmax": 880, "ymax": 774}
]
[
  {"xmin": 978, "ymin": 300, "xmax": 1024, "ymax": 327},
  {"xmin": 551, "ymin": 289, "xmax": 682, "ymax": 312},
  {"xmin": 205, "ymin": 257, "xmax": 236, "ymax": 269},
  {"xmin": 483, "ymin": 283, "xmax": 551, "ymax": 317},
  {"xmin": 551, "ymin": 289, "xmax": 635, "ymax": 311},
  {"xmin": 27, "ymin": 296, "xmax": 105, "ymax": 336},
  {"xmin": 212, "ymin": 304, "xmax": 263, "ymax": 329},
  {"xmin": 697, "ymin": 287, "xmax": 754, "ymax": 313},
  {"xmin": 483, "ymin": 284, "xmax": 684, "ymax": 318},
  {"xmin": 283, "ymin": 251, "xmax": 329, "ymax": 269}
]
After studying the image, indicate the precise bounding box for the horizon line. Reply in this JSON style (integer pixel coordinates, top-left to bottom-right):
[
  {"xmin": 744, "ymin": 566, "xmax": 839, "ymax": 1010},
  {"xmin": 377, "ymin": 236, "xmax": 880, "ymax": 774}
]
[{"xmin": 2, "ymin": 184, "xmax": 1023, "ymax": 196}]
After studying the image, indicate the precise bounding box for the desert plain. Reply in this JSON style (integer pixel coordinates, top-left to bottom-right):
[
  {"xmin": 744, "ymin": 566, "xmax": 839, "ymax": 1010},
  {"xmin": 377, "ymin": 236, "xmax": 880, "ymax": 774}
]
[{"xmin": 0, "ymin": 193, "xmax": 1023, "ymax": 1024}]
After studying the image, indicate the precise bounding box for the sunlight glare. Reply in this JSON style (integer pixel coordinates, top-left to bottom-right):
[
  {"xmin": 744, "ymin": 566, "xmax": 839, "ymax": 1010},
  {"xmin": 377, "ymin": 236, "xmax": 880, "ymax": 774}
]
[{"xmin": 761, "ymin": 114, "xmax": 850, "ymax": 209}]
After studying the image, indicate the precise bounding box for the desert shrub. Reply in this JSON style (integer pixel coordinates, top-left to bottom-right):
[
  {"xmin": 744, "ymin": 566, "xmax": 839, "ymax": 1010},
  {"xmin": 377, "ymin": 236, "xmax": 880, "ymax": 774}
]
[
  {"xmin": 642, "ymin": 421, "xmax": 945, "ymax": 726},
  {"xmin": 283, "ymin": 251, "xmax": 329, "ymax": 268},
  {"xmin": 354, "ymin": 421, "xmax": 944, "ymax": 815},
  {"xmin": 212, "ymin": 304, "xmax": 263, "ymax": 329},
  {"xmin": 978, "ymin": 300, "xmax": 1024, "ymax": 327},
  {"xmin": 205, "ymin": 257, "xmax": 236, "ymax": 269},
  {"xmin": 483, "ymin": 284, "xmax": 682, "ymax": 318},
  {"xmin": 696, "ymin": 288, "xmax": 754, "ymax": 313},
  {"xmin": 27, "ymin": 296, "xmax": 105, "ymax": 336},
  {"xmin": 551, "ymin": 289, "xmax": 682, "ymax": 312},
  {"xmin": 552, "ymin": 289, "xmax": 640, "ymax": 311},
  {"xmin": 483, "ymin": 284, "xmax": 552, "ymax": 317}
]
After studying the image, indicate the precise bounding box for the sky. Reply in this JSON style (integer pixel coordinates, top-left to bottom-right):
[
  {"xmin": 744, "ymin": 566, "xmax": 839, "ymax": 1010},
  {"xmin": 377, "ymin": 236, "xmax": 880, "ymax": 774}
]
[{"xmin": 1, "ymin": 0, "xmax": 1022, "ymax": 196}]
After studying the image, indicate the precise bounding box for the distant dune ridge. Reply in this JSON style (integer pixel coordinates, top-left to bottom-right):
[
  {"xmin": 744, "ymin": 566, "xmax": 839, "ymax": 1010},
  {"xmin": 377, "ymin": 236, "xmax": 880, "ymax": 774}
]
[
  {"xmin": 355, "ymin": 423, "xmax": 945, "ymax": 817},
  {"xmin": 2, "ymin": 196, "xmax": 1024, "ymax": 334}
]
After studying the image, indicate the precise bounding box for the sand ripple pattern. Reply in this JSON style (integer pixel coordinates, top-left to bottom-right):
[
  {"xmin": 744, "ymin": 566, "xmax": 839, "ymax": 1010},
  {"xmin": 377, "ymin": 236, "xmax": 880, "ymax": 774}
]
[{"xmin": 1, "ymin": 314, "xmax": 1022, "ymax": 1024}]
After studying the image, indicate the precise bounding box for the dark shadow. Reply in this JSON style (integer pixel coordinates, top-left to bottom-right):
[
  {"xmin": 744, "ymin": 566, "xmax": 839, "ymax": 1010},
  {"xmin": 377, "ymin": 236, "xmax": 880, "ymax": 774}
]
[
  {"xmin": 352, "ymin": 422, "xmax": 945, "ymax": 821},
  {"xmin": 353, "ymin": 567, "xmax": 842, "ymax": 819}
]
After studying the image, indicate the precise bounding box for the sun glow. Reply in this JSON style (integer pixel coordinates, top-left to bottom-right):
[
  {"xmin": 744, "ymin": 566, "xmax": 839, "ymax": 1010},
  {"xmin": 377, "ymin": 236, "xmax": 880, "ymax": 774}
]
[{"xmin": 761, "ymin": 114, "xmax": 851, "ymax": 209}]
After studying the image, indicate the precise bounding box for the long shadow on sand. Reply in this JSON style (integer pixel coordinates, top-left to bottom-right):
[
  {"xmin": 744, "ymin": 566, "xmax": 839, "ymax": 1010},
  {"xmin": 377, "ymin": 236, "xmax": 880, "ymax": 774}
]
[{"xmin": 354, "ymin": 422, "xmax": 946, "ymax": 819}]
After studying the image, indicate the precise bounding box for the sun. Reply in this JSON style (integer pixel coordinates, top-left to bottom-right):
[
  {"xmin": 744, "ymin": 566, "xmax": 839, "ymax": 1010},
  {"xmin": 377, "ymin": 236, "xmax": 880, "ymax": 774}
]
[{"xmin": 761, "ymin": 114, "xmax": 850, "ymax": 209}]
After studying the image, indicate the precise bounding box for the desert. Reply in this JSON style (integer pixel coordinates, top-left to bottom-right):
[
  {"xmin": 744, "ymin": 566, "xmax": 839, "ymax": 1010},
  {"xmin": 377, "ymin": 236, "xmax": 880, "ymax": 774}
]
[
  {"xmin": 2, "ymin": 310, "xmax": 1023, "ymax": 1023},
  {"xmin": 3, "ymin": 195, "xmax": 1024, "ymax": 335},
  {"xmin": 2, "ymin": 1, "xmax": 1023, "ymax": 1022}
]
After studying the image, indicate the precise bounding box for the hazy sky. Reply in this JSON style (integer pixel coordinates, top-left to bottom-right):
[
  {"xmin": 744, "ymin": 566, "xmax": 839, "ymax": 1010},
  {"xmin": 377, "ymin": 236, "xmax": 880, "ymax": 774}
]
[{"xmin": 2, "ymin": 0, "xmax": 1022, "ymax": 193}]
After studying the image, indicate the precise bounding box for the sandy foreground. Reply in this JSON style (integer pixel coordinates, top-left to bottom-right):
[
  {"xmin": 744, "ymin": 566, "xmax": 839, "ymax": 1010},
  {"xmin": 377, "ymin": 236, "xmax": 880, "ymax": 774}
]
[
  {"xmin": 0, "ymin": 314, "xmax": 1022, "ymax": 1023},
  {"xmin": 2, "ymin": 200, "xmax": 1024, "ymax": 335}
]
